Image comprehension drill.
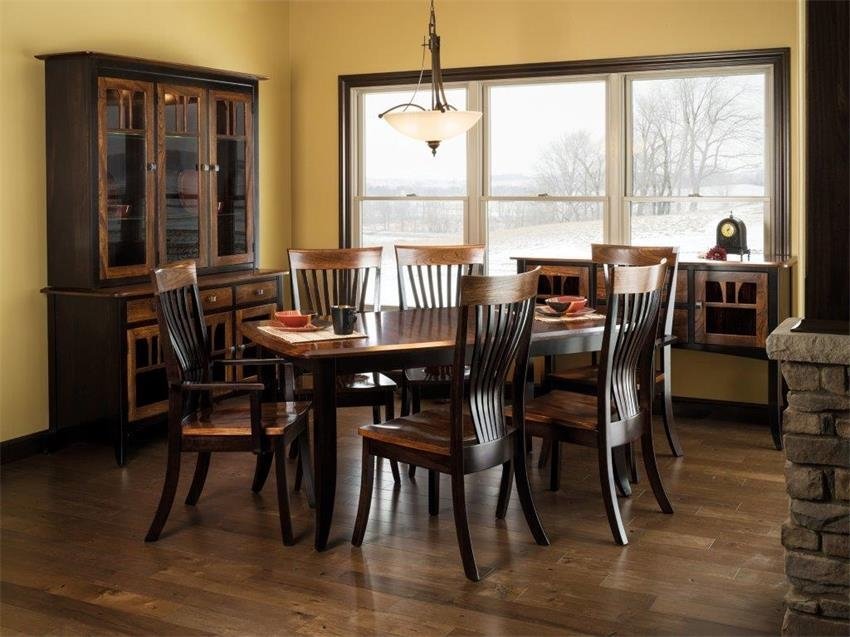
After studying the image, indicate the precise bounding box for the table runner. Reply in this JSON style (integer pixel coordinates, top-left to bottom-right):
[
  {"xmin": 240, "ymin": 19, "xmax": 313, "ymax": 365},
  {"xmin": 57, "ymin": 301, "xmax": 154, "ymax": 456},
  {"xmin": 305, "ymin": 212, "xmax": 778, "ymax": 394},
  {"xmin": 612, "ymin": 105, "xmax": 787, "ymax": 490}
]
[
  {"xmin": 534, "ymin": 311, "xmax": 606, "ymax": 324},
  {"xmin": 258, "ymin": 324, "xmax": 367, "ymax": 344}
]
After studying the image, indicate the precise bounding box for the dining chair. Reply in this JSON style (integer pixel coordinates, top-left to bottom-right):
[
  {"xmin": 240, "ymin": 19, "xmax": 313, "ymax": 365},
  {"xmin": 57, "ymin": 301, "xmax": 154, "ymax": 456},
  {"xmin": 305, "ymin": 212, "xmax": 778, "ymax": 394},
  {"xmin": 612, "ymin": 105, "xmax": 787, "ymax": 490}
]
[
  {"xmin": 145, "ymin": 261, "xmax": 313, "ymax": 546},
  {"xmin": 543, "ymin": 244, "xmax": 683, "ymax": 463},
  {"xmin": 516, "ymin": 260, "xmax": 674, "ymax": 545},
  {"xmin": 288, "ymin": 247, "xmax": 401, "ymax": 483},
  {"xmin": 395, "ymin": 243, "xmax": 485, "ymax": 486},
  {"xmin": 351, "ymin": 268, "xmax": 549, "ymax": 582}
]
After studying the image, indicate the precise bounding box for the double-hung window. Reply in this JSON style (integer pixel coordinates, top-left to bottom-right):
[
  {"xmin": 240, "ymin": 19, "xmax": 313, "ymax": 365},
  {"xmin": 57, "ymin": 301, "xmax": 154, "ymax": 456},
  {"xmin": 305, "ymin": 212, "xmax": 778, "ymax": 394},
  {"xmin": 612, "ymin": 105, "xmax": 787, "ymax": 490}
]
[{"xmin": 342, "ymin": 50, "xmax": 788, "ymax": 306}]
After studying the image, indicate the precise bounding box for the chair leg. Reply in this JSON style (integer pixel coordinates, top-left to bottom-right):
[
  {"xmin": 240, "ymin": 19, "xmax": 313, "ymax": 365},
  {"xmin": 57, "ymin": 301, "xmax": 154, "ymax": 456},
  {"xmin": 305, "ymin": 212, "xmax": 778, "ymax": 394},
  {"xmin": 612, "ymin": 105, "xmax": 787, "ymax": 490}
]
[
  {"xmin": 251, "ymin": 451, "xmax": 273, "ymax": 494},
  {"xmin": 450, "ymin": 471, "xmax": 480, "ymax": 582},
  {"xmin": 408, "ymin": 464, "xmax": 417, "ymax": 479},
  {"xmin": 428, "ymin": 470, "xmax": 440, "ymax": 516},
  {"xmin": 599, "ymin": 444, "xmax": 629, "ymax": 545},
  {"xmin": 496, "ymin": 460, "xmax": 513, "ymax": 519},
  {"xmin": 513, "ymin": 435, "xmax": 549, "ymax": 546},
  {"xmin": 351, "ymin": 445, "xmax": 375, "ymax": 546},
  {"xmin": 661, "ymin": 346, "xmax": 684, "ymax": 457},
  {"xmin": 297, "ymin": 429, "xmax": 316, "ymax": 509},
  {"xmin": 641, "ymin": 432, "xmax": 674, "ymax": 514},
  {"xmin": 145, "ymin": 439, "xmax": 181, "ymax": 542},
  {"xmin": 288, "ymin": 440, "xmax": 299, "ymax": 460},
  {"xmin": 412, "ymin": 387, "xmax": 421, "ymax": 414},
  {"xmin": 613, "ymin": 446, "xmax": 632, "ymax": 497},
  {"xmin": 549, "ymin": 440, "xmax": 561, "ymax": 491},
  {"xmin": 185, "ymin": 452, "xmax": 211, "ymax": 505},
  {"xmin": 273, "ymin": 439, "xmax": 295, "ymax": 546},
  {"xmin": 538, "ymin": 439, "xmax": 551, "ymax": 469},
  {"xmin": 628, "ymin": 443, "xmax": 639, "ymax": 483},
  {"xmin": 384, "ymin": 393, "xmax": 401, "ymax": 485}
]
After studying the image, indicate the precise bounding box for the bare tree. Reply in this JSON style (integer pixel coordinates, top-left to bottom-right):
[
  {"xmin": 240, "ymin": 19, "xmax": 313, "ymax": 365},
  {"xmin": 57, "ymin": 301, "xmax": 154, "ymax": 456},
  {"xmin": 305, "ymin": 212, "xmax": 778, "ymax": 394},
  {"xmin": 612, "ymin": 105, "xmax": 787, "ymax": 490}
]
[{"xmin": 534, "ymin": 130, "xmax": 605, "ymax": 222}]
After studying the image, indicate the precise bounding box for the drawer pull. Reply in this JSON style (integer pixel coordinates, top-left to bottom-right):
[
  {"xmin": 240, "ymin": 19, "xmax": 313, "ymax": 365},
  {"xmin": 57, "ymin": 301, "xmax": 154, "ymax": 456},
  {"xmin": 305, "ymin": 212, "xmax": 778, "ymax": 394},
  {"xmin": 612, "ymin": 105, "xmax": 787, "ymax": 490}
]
[
  {"xmin": 255, "ymin": 288, "xmax": 265, "ymax": 296},
  {"xmin": 206, "ymin": 294, "xmax": 218, "ymax": 303}
]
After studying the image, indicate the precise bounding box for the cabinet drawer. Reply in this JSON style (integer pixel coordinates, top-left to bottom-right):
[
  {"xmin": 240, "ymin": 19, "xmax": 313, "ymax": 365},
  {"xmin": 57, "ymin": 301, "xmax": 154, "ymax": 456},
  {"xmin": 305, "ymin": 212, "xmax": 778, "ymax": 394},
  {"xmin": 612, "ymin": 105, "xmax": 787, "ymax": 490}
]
[
  {"xmin": 235, "ymin": 280, "xmax": 277, "ymax": 305},
  {"xmin": 126, "ymin": 298, "xmax": 156, "ymax": 324},
  {"xmin": 199, "ymin": 286, "xmax": 233, "ymax": 312}
]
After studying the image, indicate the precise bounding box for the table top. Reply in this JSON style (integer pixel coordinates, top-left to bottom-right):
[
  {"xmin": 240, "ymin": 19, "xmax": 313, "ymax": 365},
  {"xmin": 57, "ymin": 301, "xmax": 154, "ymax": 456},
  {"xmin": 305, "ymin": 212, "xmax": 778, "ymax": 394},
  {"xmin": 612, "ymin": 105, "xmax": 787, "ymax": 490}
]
[{"xmin": 241, "ymin": 307, "xmax": 606, "ymax": 360}]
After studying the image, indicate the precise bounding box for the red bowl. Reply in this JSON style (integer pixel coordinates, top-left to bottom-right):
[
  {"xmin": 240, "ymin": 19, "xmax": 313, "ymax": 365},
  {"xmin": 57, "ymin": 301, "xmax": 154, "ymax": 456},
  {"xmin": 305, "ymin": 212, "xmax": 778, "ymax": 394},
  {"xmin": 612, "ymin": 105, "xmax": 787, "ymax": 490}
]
[
  {"xmin": 545, "ymin": 295, "xmax": 588, "ymax": 313},
  {"xmin": 274, "ymin": 310, "xmax": 311, "ymax": 328}
]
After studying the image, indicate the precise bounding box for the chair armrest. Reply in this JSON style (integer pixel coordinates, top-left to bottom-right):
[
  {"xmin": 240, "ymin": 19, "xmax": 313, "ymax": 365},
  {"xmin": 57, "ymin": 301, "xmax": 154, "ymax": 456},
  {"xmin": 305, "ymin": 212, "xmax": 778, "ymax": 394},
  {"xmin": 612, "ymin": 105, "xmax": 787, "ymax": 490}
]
[
  {"xmin": 180, "ymin": 381, "xmax": 265, "ymax": 392},
  {"xmin": 655, "ymin": 334, "xmax": 678, "ymax": 347}
]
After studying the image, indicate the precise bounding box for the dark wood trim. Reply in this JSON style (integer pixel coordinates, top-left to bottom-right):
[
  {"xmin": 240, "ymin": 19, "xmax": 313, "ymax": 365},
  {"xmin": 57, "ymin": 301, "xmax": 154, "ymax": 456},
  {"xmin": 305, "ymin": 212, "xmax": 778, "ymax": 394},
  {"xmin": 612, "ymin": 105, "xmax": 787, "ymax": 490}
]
[
  {"xmin": 1, "ymin": 431, "xmax": 49, "ymax": 464},
  {"xmin": 339, "ymin": 48, "xmax": 791, "ymax": 254},
  {"xmin": 804, "ymin": 1, "xmax": 849, "ymax": 321},
  {"xmin": 671, "ymin": 396, "xmax": 769, "ymax": 425},
  {"xmin": 35, "ymin": 51, "xmax": 268, "ymax": 82}
]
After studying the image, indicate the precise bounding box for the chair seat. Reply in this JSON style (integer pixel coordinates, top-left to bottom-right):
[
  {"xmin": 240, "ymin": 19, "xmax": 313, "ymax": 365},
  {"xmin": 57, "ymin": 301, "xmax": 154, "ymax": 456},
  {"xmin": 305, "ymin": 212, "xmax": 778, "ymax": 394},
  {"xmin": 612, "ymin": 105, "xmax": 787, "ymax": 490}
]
[
  {"xmin": 297, "ymin": 372, "xmax": 396, "ymax": 394},
  {"xmin": 182, "ymin": 400, "xmax": 311, "ymax": 438},
  {"xmin": 523, "ymin": 390, "xmax": 604, "ymax": 432},
  {"xmin": 359, "ymin": 408, "xmax": 497, "ymax": 456},
  {"xmin": 547, "ymin": 365, "xmax": 664, "ymax": 387},
  {"xmin": 404, "ymin": 366, "xmax": 471, "ymax": 385}
]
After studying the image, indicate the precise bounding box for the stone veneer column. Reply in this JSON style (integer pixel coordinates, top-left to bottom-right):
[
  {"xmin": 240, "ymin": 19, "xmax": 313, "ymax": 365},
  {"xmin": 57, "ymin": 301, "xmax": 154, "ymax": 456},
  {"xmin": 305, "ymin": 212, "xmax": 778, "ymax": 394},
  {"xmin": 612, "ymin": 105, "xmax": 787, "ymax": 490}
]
[{"xmin": 766, "ymin": 318, "xmax": 850, "ymax": 636}]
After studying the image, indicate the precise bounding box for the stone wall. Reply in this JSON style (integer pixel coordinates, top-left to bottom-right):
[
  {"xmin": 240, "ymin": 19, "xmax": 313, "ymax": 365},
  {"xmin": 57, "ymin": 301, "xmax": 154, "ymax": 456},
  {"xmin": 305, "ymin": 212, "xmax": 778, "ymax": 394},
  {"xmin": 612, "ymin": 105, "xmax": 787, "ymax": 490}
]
[{"xmin": 767, "ymin": 319, "xmax": 850, "ymax": 636}]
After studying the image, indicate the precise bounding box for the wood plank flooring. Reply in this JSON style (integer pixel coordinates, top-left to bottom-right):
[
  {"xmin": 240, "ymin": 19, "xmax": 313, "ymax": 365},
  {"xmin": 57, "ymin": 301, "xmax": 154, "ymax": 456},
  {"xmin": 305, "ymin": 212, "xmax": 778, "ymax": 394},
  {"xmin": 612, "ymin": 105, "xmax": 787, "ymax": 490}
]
[{"xmin": 1, "ymin": 405, "xmax": 788, "ymax": 635}]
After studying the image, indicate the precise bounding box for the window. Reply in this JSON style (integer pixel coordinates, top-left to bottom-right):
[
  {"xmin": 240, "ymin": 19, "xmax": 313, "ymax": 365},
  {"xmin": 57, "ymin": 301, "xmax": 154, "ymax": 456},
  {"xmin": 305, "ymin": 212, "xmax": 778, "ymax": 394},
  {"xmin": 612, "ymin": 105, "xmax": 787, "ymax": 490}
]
[{"xmin": 342, "ymin": 51, "xmax": 788, "ymax": 305}]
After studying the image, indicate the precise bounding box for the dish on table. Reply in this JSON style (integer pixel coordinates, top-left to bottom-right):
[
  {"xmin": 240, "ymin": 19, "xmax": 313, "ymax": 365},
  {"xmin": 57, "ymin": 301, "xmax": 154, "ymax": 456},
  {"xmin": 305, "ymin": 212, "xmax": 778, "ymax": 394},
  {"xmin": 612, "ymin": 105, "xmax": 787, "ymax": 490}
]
[
  {"xmin": 536, "ymin": 305, "xmax": 595, "ymax": 317},
  {"xmin": 544, "ymin": 295, "xmax": 588, "ymax": 313},
  {"xmin": 275, "ymin": 310, "xmax": 314, "ymax": 328}
]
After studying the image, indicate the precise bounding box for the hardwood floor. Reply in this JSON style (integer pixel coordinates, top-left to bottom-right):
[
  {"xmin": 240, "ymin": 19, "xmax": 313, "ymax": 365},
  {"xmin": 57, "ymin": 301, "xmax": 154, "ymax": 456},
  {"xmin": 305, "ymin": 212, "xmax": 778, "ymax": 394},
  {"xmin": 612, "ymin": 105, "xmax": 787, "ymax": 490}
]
[{"xmin": 1, "ymin": 404, "xmax": 787, "ymax": 636}]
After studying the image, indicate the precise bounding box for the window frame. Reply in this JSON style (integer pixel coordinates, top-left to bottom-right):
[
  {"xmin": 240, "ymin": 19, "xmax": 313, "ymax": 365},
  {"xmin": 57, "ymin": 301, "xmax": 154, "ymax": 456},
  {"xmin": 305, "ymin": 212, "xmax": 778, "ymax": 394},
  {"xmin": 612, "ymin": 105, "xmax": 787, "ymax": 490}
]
[{"xmin": 339, "ymin": 48, "xmax": 790, "ymax": 259}]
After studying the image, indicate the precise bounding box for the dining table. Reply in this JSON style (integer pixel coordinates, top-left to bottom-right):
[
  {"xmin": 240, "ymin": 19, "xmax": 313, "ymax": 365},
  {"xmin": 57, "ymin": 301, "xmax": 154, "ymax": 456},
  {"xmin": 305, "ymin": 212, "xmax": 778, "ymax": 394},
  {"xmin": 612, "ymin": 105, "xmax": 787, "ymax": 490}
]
[{"xmin": 240, "ymin": 307, "xmax": 606, "ymax": 551}]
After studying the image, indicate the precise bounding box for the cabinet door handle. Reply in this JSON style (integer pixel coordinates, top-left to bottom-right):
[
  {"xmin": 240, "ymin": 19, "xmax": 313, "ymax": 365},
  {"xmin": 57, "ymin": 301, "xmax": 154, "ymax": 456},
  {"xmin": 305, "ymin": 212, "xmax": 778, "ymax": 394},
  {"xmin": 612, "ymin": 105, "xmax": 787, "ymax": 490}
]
[
  {"xmin": 146, "ymin": 162, "xmax": 157, "ymax": 171},
  {"xmin": 213, "ymin": 164, "xmax": 220, "ymax": 172},
  {"xmin": 694, "ymin": 301, "xmax": 704, "ymax": 309},
  {"xmin": 200, "ymin": 163, "xmax": 210, "ymax": 172},
  {"xmin": 206, "ymin": 294, "xmax": 218, "ymax": 303},
  {"xmin": 255, "ymin": 288, "xmax": 266, "ymax": 296}
]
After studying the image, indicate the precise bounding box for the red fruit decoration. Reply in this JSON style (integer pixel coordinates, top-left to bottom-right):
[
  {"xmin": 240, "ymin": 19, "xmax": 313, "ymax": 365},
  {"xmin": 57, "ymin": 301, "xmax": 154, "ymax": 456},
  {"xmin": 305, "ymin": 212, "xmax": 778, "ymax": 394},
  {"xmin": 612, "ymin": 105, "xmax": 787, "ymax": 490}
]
[{"xmin": 705, "ymin": 244, "xmax": 728, "ymax": 261}]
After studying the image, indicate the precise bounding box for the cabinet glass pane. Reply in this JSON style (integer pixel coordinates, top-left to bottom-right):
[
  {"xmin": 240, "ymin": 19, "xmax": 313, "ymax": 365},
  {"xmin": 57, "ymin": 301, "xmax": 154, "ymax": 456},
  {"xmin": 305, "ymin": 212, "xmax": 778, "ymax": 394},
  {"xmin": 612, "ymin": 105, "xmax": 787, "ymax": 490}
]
[
  {"xmin": 106, "ymin": 133, "xmax": 147, "ymax": 267},
  {"xmin": 106, "ymin": 88, "xmax": 146, "ymax": 131},
  {"xmin": 163, "ymin": 93, "xmax": 199, "ymax": 134},
  {"xmin": 216, "ymin": 138, "xmax": 247, "ymax": 257},
  {"xmin": 164, "ymin": 136, "xmax": 201, "ymax": 261}
]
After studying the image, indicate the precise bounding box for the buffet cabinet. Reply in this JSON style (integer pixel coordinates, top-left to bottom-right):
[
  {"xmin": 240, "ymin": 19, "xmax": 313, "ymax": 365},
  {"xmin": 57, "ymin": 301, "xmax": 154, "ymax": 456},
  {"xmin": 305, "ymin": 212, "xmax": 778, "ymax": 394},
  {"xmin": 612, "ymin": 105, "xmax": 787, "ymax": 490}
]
[
  {"xmin": 513, "ymin": 255, "xmax": 796, "ymax": 449},
  {"xmin": 38, "ymin": 53, "xmax": 274, "ymax": 464}
]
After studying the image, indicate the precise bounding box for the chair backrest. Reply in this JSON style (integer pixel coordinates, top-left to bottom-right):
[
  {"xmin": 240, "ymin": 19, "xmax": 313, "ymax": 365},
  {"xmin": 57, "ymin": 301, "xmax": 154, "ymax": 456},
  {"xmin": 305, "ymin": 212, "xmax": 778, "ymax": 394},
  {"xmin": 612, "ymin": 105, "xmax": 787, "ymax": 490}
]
[
  {"xmin": 288, "ymin": 247, "xmax": 383, "ymax": 315},
  {"xmin": 591, "ymin": 243, "xmax": 679, "ymax": 338},
  {"xmin": 597, "ymin": 261, "xmax": 667, "ymax": 430},
  {"xmin": 151, "ymin": 261, "xmax": 210, "ymax": 387},
  {"xmin": 395, "ymin": 244, "xmax": 485, "ymax": 310},
  {"xmin": 449, "ymin": 268, "xmax": 540, "ymax": 454}
]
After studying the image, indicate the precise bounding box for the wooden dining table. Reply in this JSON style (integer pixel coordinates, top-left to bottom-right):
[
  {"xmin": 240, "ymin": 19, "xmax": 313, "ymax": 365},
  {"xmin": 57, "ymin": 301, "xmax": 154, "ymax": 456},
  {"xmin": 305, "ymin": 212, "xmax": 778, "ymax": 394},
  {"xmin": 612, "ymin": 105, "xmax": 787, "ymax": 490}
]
[{"xmin": 241, "ymin": 307, "xmax": 606, "ymax": 551}]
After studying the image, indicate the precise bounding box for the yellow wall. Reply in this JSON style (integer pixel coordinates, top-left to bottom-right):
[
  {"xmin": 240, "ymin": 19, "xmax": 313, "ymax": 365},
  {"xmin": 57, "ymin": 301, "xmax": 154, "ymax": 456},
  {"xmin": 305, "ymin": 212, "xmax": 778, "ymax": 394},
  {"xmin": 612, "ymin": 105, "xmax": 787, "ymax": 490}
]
[
  {"xmin": 0, "ymin": 0, "xmax": 802, "ymax": 442},
  {"xmin": 289, "ymin": 0, "xmax": 802, "ymax": 406},
  {"xmin": 0, "ymin": 0, "xmax": 291, "ymax": 441}
]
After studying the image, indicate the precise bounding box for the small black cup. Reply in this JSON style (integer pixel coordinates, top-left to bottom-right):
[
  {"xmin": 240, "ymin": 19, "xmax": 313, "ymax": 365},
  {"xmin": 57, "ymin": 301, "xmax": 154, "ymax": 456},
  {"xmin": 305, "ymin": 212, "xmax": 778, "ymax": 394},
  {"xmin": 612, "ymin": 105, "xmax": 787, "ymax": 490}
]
[{"xmin": 330, "ymin": 305, "xmax": 357, "ymax": 335}]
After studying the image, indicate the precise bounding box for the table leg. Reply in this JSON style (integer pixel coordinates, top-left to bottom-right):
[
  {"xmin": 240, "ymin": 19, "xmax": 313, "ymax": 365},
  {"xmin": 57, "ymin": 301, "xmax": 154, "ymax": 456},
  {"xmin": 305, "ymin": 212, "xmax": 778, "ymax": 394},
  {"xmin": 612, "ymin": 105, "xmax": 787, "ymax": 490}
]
[
  {"xmin": 312, "ymin": 358, "xmax": 338, "ymax": 551},
  {"xmin": 768, "ymin": 359, "xmax": 784, "ymax": 450}
]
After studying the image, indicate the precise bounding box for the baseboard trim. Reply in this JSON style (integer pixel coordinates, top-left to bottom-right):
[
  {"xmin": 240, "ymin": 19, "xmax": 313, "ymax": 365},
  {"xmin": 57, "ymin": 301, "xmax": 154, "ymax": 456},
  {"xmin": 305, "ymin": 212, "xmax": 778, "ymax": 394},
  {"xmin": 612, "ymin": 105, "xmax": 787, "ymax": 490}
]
[
  {"xmin": 1, "ymin": 430, "xmax": 50, "ymax": 465},
  {"xmin": 671, "ymin": 396, "xmax": 769, "ymax": 423}
]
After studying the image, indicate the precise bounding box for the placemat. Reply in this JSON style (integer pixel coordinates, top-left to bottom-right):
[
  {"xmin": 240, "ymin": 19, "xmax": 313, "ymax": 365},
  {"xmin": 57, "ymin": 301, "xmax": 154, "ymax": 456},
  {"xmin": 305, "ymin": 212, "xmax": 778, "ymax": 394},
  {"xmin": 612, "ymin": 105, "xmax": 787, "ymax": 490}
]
[
  {"xmin": 534, "ymin": 312, "xmax": 606, "ymax": 324},
  {"xmin": 258, "ymin": 324, "xmax": 368, "ymax": 344}
]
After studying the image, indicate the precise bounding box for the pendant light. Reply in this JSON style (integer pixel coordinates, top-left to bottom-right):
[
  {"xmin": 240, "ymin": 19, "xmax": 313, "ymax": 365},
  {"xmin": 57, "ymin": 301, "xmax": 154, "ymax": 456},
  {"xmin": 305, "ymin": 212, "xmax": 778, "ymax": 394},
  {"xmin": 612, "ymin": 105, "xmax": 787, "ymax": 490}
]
[{"xmin": 379, "ymin": 0, "xmax": 482, "ymax": 155}]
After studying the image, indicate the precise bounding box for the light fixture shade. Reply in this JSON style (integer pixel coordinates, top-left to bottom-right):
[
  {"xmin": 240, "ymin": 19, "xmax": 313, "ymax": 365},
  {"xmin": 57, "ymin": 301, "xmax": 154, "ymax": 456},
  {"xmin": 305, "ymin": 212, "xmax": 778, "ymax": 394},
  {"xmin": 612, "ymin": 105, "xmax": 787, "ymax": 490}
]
[{"xmin": 383, "ymin": 109, "xmax": 482, "ymax": 142}]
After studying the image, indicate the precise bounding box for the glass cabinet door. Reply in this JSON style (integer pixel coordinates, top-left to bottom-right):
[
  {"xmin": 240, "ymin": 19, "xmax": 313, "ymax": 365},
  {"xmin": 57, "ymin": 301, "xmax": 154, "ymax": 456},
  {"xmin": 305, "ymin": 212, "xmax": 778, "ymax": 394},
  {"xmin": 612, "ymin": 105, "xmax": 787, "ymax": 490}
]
[
  {"xmin": 157, "ymin": 85, "xmax": 207, "ymax": 265},
  {"xmin": 209, "ymin": 91, "xmax": 254, "ymax": 266},
  {"xmin": 98, "ymin": 78, "xmax": 156, "ymax": 279}
]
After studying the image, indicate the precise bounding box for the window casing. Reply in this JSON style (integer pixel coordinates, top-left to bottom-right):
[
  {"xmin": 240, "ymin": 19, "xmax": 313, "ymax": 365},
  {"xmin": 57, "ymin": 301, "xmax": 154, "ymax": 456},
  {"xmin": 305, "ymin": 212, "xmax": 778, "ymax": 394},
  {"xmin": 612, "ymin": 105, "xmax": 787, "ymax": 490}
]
[{"xmin": 341, "ymin": 50, "xmax": 790, "ymax": 306}]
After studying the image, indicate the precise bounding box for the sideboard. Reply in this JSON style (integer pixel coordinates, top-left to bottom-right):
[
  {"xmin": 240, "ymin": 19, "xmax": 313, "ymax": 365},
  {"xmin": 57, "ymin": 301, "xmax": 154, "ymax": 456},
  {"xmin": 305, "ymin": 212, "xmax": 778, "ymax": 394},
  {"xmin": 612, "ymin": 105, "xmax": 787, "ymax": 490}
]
[{"xmin": 513, "ymin": 255, "xmax": 797, "ymax": 450}]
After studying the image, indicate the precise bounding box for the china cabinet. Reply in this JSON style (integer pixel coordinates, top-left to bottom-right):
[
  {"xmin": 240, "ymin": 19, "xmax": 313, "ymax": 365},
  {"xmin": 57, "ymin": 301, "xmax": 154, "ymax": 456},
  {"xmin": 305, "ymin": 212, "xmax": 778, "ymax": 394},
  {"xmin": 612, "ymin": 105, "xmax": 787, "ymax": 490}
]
[{"xmin": 39, "ymin": 52, "xmax": 278, "ymax": 464}]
